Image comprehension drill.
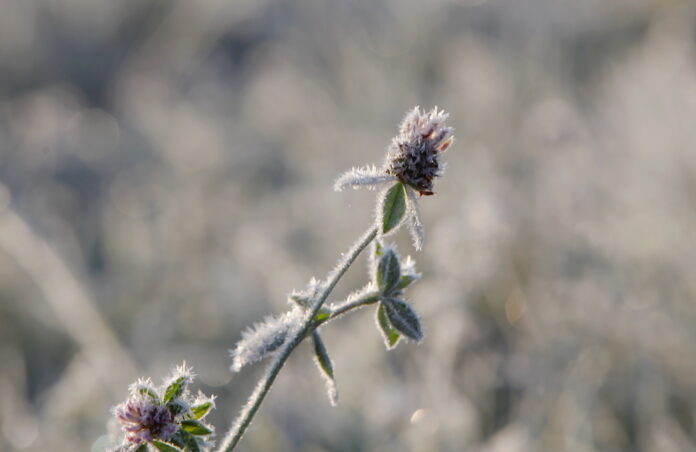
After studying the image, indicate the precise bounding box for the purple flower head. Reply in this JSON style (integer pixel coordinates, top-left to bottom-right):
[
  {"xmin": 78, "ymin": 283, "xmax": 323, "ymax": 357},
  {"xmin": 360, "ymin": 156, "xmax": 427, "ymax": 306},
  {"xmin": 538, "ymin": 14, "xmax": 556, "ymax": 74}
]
[{"xmin": 114, "ymin": 396, "xmax": 177, "ymax": 444}]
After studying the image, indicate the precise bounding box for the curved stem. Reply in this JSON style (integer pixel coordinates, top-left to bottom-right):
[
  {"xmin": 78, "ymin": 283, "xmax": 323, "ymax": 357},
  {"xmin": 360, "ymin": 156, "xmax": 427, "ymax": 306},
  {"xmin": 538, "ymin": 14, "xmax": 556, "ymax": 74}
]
[
  {"xmin": 323, "ymin": 292, "xmax": 380, "ymax": 324},
  {"xmin": 218, "ymin": 225, "xmax": 378, "ymax": 452}
]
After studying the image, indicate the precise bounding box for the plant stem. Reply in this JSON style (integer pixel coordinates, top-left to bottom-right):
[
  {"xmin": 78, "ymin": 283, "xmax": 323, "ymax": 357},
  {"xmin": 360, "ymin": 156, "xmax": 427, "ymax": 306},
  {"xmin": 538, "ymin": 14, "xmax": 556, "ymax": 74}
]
[
  {"xmin": 323, "ymin": 292, "xmax": 380, "ymax": 324},
  {"xmin": 218, "ymin": 225, "xmax": 378, "ymax": 452}
]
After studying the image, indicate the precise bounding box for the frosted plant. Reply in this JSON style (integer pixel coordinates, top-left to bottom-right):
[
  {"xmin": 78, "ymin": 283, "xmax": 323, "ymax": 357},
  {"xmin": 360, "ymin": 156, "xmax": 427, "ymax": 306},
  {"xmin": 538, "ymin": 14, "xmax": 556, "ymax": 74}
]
[
  {"xmin": 105, "ymin": 107, "xmax": 453, "ymax": 452},
  {"xmin": 218, "ymin": 106, "xmax": 453, "ymax": 451},
  {"xmin": 111, "ymin": 364, "xmax": 215, "ymax": 452}
]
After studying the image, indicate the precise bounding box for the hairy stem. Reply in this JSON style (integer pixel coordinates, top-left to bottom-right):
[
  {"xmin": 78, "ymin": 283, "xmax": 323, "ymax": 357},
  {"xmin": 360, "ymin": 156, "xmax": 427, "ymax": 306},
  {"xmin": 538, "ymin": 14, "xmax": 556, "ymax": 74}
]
[
  {"xmin": 218, "ymin": 225, "xmax": 378, "ymax": 452},
  {"xmin": 323, "ymin": 292, "xmax": 380, "ymax": 324}
]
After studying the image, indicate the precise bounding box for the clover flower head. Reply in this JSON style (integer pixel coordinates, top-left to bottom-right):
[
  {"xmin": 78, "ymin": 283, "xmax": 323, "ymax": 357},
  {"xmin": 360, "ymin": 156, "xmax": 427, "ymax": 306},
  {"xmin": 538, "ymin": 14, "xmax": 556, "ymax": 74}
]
[
  {"xmin": 111, "ymin": 363, "xmax": 216, "ymax": 451},
  {"xmin": 115, "ymin": 396, "xmax": 177, "ymax": 444}
]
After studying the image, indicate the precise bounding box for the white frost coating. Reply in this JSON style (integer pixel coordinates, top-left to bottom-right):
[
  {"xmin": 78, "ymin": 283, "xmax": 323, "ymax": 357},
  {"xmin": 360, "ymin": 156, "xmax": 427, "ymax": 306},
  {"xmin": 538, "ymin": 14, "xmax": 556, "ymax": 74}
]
[
  {"xmin": 164, "ymin": 362, "xmax": 195, "ymax": 388},
  {"xmin": 401, "ymin": 255, "xmax": 421, "ymax": 280},
  {"xmin": 127, "ymin": 377, "xmax": 156, "ymax": 397},
  {"xmin": 318, "ymin": 364, "xmax": 338, "ymax": 407},
  {"xmin": 334, "ymin": 165, "xmax": 397, "ymax": 191},
  {"xmin": 288, "ymin": 276, "xmax": 325, "ymax": 307},
  {"xmin": 405, "ymin": 186, "xmax": 425, "ymax": 250},
  {"xmin": 230, "ymin": 308, "xmax": 304, "ymax": 372}
]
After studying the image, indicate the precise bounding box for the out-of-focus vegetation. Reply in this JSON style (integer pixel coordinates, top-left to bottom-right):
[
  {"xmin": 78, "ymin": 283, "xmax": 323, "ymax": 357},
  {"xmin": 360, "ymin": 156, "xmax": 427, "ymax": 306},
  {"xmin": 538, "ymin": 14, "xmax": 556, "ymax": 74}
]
[{"xmin": 2, "ymin": 0, "xmax": 696, "ymax": 451}]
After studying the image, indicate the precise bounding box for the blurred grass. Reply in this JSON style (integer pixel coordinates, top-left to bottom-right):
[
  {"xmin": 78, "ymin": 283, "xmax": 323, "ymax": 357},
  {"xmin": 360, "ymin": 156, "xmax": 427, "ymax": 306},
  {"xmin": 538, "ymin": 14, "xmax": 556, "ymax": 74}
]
[{"xmin": 2, "ymin": 0, "xmax": 696, "ymax": 451}]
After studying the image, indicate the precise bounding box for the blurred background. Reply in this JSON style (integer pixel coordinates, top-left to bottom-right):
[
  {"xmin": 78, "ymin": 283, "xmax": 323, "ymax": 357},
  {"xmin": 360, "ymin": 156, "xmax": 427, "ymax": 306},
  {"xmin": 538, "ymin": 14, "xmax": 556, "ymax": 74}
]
[{"xmin": 2, "ymin": 0, "xmax": 696, "ymax": 450}]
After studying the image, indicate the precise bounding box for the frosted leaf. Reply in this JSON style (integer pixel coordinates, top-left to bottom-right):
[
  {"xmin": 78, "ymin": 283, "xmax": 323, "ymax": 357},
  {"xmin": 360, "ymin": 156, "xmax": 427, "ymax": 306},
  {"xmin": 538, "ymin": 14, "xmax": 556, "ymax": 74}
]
[
  {"xmin": 376, "ymin": 246, "xmax": 401, "ymax": 295},
  {"xmin": 396, "ymin": 255, "xmax": 421, "ymax": 290},
  {"xmin": 334, "ymin": 165, "xmax": 397, "ymax": 191},
  {"xmin": 312, "ymin": 331, "xmax": 338, "ymax": 406},
  {"xmin": 404, "ymin": 186, "xmax": 425, "ymax": 250},
  {"xmin": 376, "ymin": 183, "xmax": 407, "ymax": 236},
  {"xmin": 163, "ymin": 363, "xmax": 194, "ymax": 404},
  {"xmin": 230, "ymin": 309, "xmax": 303, "ymax": 372},
  {"xmin": 382, "ymin": 298, "xmax": 423, "ymax": 343},
  {"xmin": 376, "ymin": 303, "xmax": 401, "ymax": 350}
]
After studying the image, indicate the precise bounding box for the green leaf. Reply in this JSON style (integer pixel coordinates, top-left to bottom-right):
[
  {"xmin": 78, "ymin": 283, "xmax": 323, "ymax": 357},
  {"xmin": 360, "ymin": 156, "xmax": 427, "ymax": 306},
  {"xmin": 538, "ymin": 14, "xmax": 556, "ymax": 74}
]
[
  {"xmin": 180, "ymin": 419, "xmax": 213, "ymax": 436},
  {"xmin": 150, "ymin": 440, "xmax": 184, "ymax": 452},
  {"xmin": 163, "ymin": 376, "xmax": 187, "ymax": 404},
  {"xmin": 312, "ymin": 331, "xmax": 334, "ymax": 378},
  {"xmin": 377, "ymin": 248, "xmax": 401, "ymax": 294},
  {"xmin": 190, "ymin": 402, "xmax": 213, "ymax": 420},
  {"xmin": 134, "ymin": 444, "xmax": 148, "ymax": 452},
  {"xmin": 374, "ymin": 240, "xmax": 383, "ymax": 258},
  {"xmin": 376, "ymin": 303, "xmax": 400, "ymax": 349},
  {"xmin": 171, "ymin": 431, "xmax": 201, "ymax": 452},
  {"xmin": 380, "ymin": 183, "xmax": 407, "ymax": 235},
  {"xmin": 313, "ymin": 307, "xmax": 331, "ymax": 323},
  {"xmin": 396, "ymin": 274, "xmax": 419, "ymax": 290},
  {"xmin": 167, "ymin": 400, "xmax": 187, "ymax": 416},
  {"xmin": 312, "ymin": 331, "xmax": 338, "ymax": 406},
  {"xmin": 382, "ymin": 298, "xmax": 423, "ymax": 343}
]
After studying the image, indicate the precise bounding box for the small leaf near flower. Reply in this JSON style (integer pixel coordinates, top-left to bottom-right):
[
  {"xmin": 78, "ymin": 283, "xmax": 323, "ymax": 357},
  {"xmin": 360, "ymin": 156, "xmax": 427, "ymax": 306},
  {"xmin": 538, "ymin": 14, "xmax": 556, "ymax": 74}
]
[
  {"xmin": 376, "ymin": 303, "xmax": 401, "ymax": 349},
  {"xmin": 382, "ymin": 298, "xmax": 423, "ymax": 343},
  {"xmin": 312, "ymin": 331, "xmax": 338, "ymax": 406},
  {"xmin": 137, "ymin": 386, "xmax": 160, "ymax": 403},
  {"xmin": 380, "ymin": 183, "xmax": 407, "ymax": 235},
  {"xmin": 190, "ymin": 402, "xmax": 213, "ymax": 420},
  {"xmin": 180, "ymin": 419, "xmax": 213, "ymax": 436},
  {"xmin": 171, "ymin": 431, "xmax": 201, "ymax": 452},
  {"xmin": 150, "ymin": 440, "xmax": 184, "ymax": 452},
  {"xmin": 163, "ymin": 376, "xmax": 187, "ymax": 404},
  {"xmin": 166, "ymin": 400, "xmax": 187, "ymax": 416},
  {"xmin": 377, "ymin": 247, "xmax": 401, "ymax": 295}
]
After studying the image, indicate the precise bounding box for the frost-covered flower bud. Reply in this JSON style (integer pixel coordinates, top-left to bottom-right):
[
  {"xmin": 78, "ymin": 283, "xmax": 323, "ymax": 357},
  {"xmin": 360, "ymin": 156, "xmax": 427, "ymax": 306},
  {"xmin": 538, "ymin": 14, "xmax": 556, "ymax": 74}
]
[{"xmin": 384, "ymin": 106, "xmax": 453, "ymax": 196}]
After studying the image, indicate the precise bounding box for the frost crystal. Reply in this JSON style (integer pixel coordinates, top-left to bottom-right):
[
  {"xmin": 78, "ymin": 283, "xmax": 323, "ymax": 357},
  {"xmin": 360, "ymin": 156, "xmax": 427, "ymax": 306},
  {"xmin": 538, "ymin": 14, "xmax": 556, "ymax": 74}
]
[
  {"xmin": 384, "ymin": 106, "xmax": 453, "ymax": 196},
  {"xmin": 230, "ymin": 308, "xmax": 303, "ymax": 372},
  {"xmin": 288, "ymin": 277, "xmax": 325, "ymax": 308}
]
